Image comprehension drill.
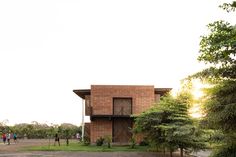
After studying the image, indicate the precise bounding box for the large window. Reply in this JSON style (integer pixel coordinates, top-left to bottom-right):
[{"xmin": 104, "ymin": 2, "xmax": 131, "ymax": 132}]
[{"xmin": 113, "ymin": 98, "xmax": 132, "ymax": 115}]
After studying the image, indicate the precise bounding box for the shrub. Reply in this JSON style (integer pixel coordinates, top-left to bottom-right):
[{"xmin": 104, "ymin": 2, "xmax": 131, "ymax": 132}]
[
  {"xmin": 211, "ymin": 145, "xmax": 236, "ymax": 157},
  {"xmin": 139, "ymin": 140, "xmax": 149, "ymax": 146},
  {"xmin": 96, "ymin": 137, "xmax": 104, "ymax": 146},
  {"xmin": 129, "ymin": 136, "xmax": 136, "ymax": 149},
  {"xmin": 83, "ymin": 135, "xmax": 90, "ymax": 146},
  {"xmin": 104, "ymin": 135, "xmax": 112, "ymax": 148}
]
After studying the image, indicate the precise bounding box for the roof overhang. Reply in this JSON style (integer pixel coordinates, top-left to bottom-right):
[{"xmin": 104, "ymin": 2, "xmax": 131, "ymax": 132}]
[
  {"xmin": 73, "ymin": 87, "xmax": 172, "ymax": 99},
  {"xmin": 154, "ymin": 88, "xmax": 172, "ymax": 95},
  {"xmin": 73, "ymin": 89, "xmax": 90, "ymax": 99}
]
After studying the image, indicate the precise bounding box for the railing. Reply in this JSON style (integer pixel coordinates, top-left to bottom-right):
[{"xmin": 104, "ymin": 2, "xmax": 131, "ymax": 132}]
[
  {"xmin": 87, "ymin": 106, "xmax": 131, "ymax": 117},
  {"xmin": 114, "ymin": 107, "xmax": 131, "ymax": 116}
]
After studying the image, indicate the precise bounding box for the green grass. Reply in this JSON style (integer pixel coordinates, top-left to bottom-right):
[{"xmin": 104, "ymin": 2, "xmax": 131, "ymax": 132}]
[{"xmin": 24, "ymin": 142, "xmax": 148, "ymax": 152}]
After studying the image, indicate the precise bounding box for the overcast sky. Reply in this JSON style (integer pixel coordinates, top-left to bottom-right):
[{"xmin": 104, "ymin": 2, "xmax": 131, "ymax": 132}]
[{"xmin": 0, "ymin": 0, "xmax": 235, "ymax": 126}]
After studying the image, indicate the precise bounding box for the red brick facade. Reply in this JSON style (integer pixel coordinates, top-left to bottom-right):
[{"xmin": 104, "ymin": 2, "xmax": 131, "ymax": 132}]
[
  {"xmin": 90, "ymin": 119, "xmax": 112, "ymax": 143},
  {"xmin": 73, "ymin": 85, "xmax": 171, "ymax": 143},
  {"xmin": 91, "ymin": 85, "xmax": 155, "ymax": 115}
]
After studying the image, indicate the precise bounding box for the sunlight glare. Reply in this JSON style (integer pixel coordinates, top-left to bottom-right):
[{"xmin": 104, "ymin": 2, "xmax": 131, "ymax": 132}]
[{"xmin": 190, "ymin": 80, "xmax": 205, "ymax": 118}]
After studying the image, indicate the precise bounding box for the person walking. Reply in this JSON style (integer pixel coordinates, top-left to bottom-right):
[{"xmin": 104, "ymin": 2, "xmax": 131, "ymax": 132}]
[
  {"xmin": 13, "ymin": 133, "xmax": 17, "ymax": 143},
  {"xmin": 54, "ymin": 133, "xmax": 60, "ymax": 146},
  {"xmin": 6, "ymin": 132, "xmax": 11, "ymax": 145},
  {"xmin": 76, "ymin": 133, "xmax": 81, "ymax": 141},
  {"xmin": 2, "ymin": 133, "xmax": 6, "ymax": 144}
]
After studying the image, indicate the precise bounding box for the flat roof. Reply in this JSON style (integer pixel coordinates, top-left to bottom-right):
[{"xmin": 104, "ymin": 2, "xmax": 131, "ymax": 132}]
[
  {"xmin": 154, "ymin": 88, "xmax": 172, "ymax": 95},
  {"xmin": 73, "ymin": 89, "xmax": 90, "ymax": 99},
  {"xmin": 73, "ymin": 87, "xmax": 171, "ymax": 99}
]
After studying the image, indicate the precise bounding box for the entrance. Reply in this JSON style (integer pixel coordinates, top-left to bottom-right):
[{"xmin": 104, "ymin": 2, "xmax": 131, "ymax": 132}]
[{"xmin": 113, "ymin": 118, "xmax": 132, "ymax": 143}]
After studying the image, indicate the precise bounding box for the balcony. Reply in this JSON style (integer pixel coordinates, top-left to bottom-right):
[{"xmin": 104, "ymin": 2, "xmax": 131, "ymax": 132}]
[{"xmin": 88, "ymin": 98, "xmax": 132, "ymax": 121}]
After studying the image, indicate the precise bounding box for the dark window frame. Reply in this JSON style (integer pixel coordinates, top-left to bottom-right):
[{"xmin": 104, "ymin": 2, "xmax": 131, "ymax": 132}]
[{"xmin": 112, "ymin": 97, "xmax": 132, "ymax": 115}]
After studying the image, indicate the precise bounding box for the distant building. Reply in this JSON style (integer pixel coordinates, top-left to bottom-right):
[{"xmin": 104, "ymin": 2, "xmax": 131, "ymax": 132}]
[{"xmin": 73, "ymin": 85, "xmax": 171, "ymax": 144}]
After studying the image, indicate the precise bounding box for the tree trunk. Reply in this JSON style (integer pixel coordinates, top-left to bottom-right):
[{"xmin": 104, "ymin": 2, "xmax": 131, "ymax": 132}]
[
  {"xmin": 180, "ymin": 148, "xmax": 184, "ymax": 157},
  {"xmin": 170, "ymin": 151, "xmax": 173, "ymax": 157},
  {"xmin": 48, "ymin": 138, "xmax": 50, "ymax": 148}
]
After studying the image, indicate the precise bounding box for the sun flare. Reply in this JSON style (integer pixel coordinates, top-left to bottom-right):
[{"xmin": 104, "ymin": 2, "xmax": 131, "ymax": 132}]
[
  {"xmin": 171, "ymin": 80, "xmax": 206, "ymax": 119},
  {"xmin": 190, "ymin": 80, "xmax": 205, "ymax": 118}
]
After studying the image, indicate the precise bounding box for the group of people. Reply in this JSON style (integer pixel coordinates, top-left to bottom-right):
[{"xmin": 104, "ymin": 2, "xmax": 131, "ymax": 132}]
[{"xmin": 1, "ymin": 132, "xmax": 17, "ymax": 145}]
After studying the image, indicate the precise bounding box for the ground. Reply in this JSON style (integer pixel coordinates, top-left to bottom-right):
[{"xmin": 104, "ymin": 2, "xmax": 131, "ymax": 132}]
[{"xmin": 0, "ymin": 139, "xmax": 210, "ymax": 157}]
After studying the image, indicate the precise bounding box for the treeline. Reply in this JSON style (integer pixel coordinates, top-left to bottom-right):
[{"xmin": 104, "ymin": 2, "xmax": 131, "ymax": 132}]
[{"xmin": 0, "ymin": 121, "xmax": 81, "ymax": 139}]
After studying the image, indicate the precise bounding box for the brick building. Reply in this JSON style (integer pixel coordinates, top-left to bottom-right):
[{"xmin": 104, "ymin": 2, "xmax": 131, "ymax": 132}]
[{"xmin": 73, "ymin": 85, "xmax": 171, "ymax": 143}]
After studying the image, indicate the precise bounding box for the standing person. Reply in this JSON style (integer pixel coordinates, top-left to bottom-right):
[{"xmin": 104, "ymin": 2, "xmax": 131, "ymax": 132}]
[
  {"xmin": 2, "ymin": 133, "xmax": 6, "ymax": 144},
  {"xmin": 54, "ymin": 133, "xmax": 60, "ymax": 146},
  {"xmin": 6, "ymin": 132, "xmax": 11, "ymax": 145},
  {"xmin": 76, "ymin": 133, "xmax": 81, "ymax": 141},
  {"xmin": 13, "ymin": 133, "xmax": 17, "ymax": 143}
]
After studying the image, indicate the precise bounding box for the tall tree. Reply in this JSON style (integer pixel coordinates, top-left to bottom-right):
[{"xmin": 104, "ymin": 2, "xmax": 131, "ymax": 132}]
[
  {"xmin": 191, "ymin": 1, "xmax": 236, "ymax": 156},
  {"xmin": 135, "ymin": 91, "xmax": 205, "ymax": 157}
]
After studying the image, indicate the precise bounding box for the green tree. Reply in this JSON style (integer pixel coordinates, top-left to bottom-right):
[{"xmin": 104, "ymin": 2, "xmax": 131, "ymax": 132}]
[
  {"xmin": 0, "ymin": 120, "xmax": 9, "ymax": 134},
  {"xmin": 135, "ymin": 92, "xmax": 205, "ymax": 157},
  {"xmin": 190, "ymin": 1, "xmax": 236, "ymax": 156},
  {"xmin": 46, "ymin": 125, "xmax": 56, "ymax": 148},
  {"xmin": 58, "ymin": 123, "xmax": 80, "ymax": 146}
]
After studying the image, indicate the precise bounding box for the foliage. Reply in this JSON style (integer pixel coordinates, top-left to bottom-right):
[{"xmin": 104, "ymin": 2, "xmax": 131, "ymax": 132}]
[
  {"xmin": 0, "ymin": 120, "xmax": 10, "ymax": 134},
  {"xmin": 96, "ymin": 137, "xmax": 105, "ymax": 146},
  {"xmin": 0, "ymin": 121, "xmax": 80, "ymax": 140},
  {"xmin": 189, "ymin": 1, "xmax": 236, "ymax": 156},
  {"xmin": 135, "ymin": 92, "xmax": 206, "ymax": 157},
  {"xmin": 11, "ymin": 122, "xmax": 50, "ymax": 139},
  {"xmin": 129, "ymin": 136, "xmax": 136, "ymax": 149},
  {"xmin": 202, "ymin": 80, "xmax": 236, "ymax": 132},
  {"xmin": 139, "ymin": 138, "xmax": 149, "ymax": 146},
  {"xmin": 104, "ymin": 135, "xmax": 112, "ymax": 148},
  {"xmin": 83, "ymin": 135, "xmax": 90, "ymax": 146},
  {"xmin": 220, "ymin": 1, "xmax": 236, "ymax": 12},
  {"xmin": 58, "ymin": 123, "xmax": 80, "ymax": 146},
  {"xmin": 128, "ymin": 127, "xmax": 137, "ymax": 149},
  {"xmin": 211, "ymin": 144, "xmax": 236, "ymax": 157}
]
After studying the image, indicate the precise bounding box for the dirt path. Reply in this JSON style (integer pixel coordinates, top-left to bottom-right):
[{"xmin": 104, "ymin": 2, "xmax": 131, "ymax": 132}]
[{"xmin": 0, "ymin": 139, "xmax": 49, "ymax": 152}]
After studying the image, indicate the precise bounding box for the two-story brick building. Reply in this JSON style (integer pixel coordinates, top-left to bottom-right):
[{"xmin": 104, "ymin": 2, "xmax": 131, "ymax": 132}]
[{"xmin": 73, "ymin": 85, "xmax": 171, "ymax": 143}]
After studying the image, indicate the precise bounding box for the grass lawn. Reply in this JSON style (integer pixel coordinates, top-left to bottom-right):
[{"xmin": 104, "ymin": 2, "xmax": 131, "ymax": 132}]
[{"xmin": 24, "ymin": 142, "xmax": 148, "ymax": 152}]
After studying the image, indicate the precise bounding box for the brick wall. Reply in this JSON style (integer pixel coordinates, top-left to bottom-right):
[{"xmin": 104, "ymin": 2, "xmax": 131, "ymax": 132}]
[
  {"xmin": 90, "ymin": 118, "xmax": 112, "ymax": 143},
  {"xmin": 91, "ymin": 85, "xmax": 155, "ymax": 115},
  {"xmin": 89, "ymin": 85, "xmax": 155, "ymax": 143}
]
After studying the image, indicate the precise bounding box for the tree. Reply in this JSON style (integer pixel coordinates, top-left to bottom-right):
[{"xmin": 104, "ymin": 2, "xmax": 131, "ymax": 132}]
[
  {"xmin": 58, "ymin": 123, "xmax": 80, "ymax": 146},
  {"xmin": 0, "ymin": 120, "xmax": 10, "ymax": 134},
  {"xmin": 190, "ymin": 1, "xmax": 236, "ymax": 156},
  {"xmin": 135, "ymin": 92, "xmax": 205, "ymax": 157}
]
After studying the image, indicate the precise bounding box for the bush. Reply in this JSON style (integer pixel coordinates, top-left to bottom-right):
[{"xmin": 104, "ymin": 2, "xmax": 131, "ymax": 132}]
[
  {"xmin": 211, "ymin": 145, "xmax": 236, "ymax": 157},
  {"xmin": 104, "ymin": 135, "xmax": 112, "ymax": 148},
  {"xmin": 139, "ymin": 140, "xmax": 149, "ymax": 146},
  {"xmin": 96, "ymin": 137, "xmax": 104, "ymax": 146},
  {"xmin": 129, "ymin": 136, "xmax": 136, "ymax": 149},
  {"xmin": 83, "ymin": 135, "xmax": 90, "ymax": 146}
]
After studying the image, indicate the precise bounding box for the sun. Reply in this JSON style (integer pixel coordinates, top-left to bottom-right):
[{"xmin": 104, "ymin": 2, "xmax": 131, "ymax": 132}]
[
  {"xmin": 189, "ymin": 80, "xmax": 206, "ymax": 118},
  {"xmin": 171, "ymin": 80, "xmax": 205, "ymax": 119}
]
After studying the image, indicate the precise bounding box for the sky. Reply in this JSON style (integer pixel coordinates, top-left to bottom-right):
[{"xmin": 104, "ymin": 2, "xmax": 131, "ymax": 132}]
[{"xmin": 0, "ymin": 0, "xmax": 235, "ymax": 126}]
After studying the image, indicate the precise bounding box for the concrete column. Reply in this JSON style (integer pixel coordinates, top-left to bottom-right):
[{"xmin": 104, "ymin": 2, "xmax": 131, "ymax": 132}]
[{"xmin": 81, "ymin": 98, "xmax": 85, "ymax": 141}]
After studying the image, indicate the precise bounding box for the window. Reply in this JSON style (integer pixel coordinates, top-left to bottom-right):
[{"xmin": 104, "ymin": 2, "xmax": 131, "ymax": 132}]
[{"xmin": 113, "ymin": 98, "xmax": 132, "ymax": 115}]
